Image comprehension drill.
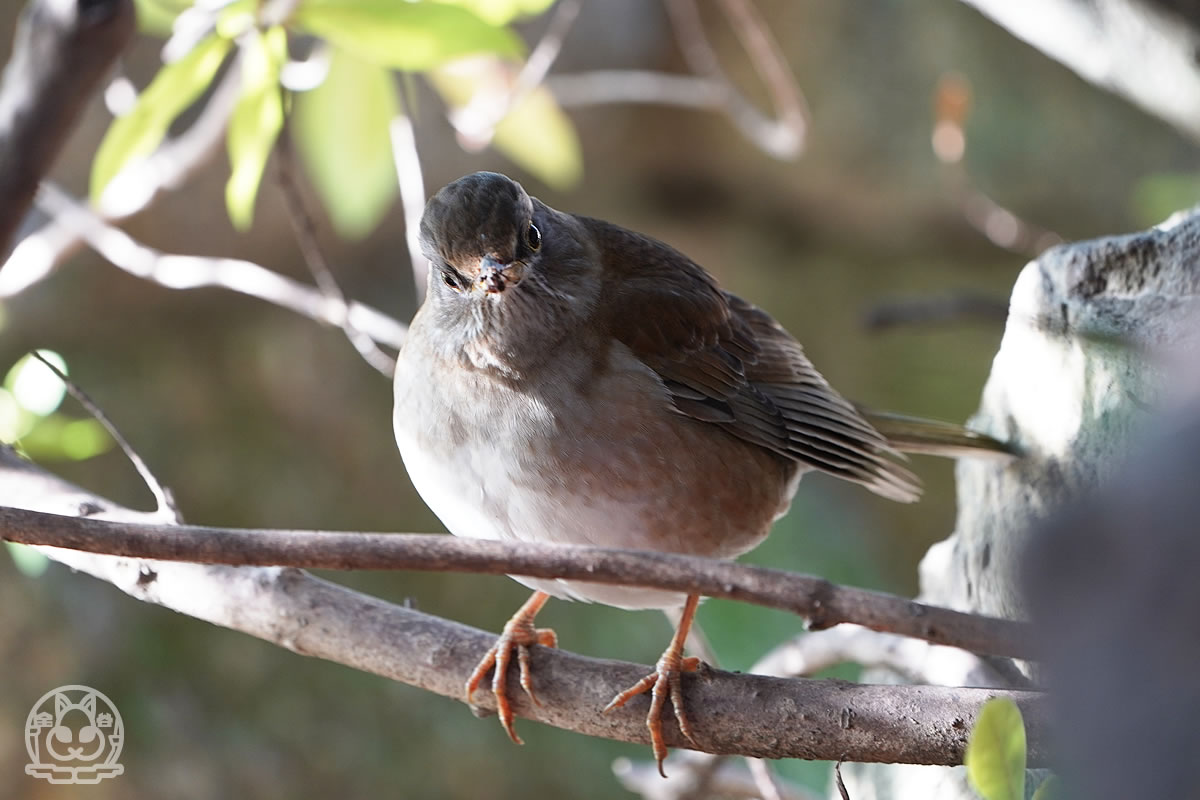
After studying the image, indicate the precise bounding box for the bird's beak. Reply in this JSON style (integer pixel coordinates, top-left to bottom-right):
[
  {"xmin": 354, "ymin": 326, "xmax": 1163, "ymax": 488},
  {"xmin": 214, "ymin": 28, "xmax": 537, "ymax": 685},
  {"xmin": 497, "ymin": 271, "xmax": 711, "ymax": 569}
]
[{"xmin": 477, "ymin": 256, "xmax": 524, "ymax": 294}]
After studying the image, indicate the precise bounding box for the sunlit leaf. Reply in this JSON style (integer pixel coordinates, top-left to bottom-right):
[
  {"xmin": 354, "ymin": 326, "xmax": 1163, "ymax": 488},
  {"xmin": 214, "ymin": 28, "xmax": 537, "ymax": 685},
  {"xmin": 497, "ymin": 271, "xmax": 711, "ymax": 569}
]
[
  {"xmin": 492, "ymin": 86, "xmax": 581, "ymax": 189},
  {"xmin": 1031, "ymin": 776, "xmax": 1061, "ymax": 800},
  {"xmin": 5, "ymin": 351, "xmax": 66, "ymax": 417},
  {"xmin": 216, "ymin": 0, "xmax": 257, "ymax": 39},
  {"xmin": 91, "ymin": 34, "xmax": 232, "ymax": 204},
  {"xmin": 5, "ymin": 542, "xmax": 50, "ymax": 578},
  {"xmin": 293, "ymin": 0, "xmax": 523, "ymax": 71},
  {"xmin": 226, "ymin": 27, "xmax": 287, "ymax": 231},
  {"xmin": 0, "ymin": 387, "xmax": 30, "ymax": 442},
  {"xmin": 294, "ymin": 48, "xmax": 398, "ymax": 239},
  {"xmin": 434, "ymin": 63, "xmax": 581, "ymax": 189},
  {"xmin": 432, "ymin": 0, "xmax": 555, "ymax": 25},
  {"xmin": 965, "ymin": 698, "xmax": 1027, "ymax": 800},
  {"xmin": 18, "ymin": 415, "xmax": 114, "ymax": 461},
  {"xmin": 132, "ymin": 0, "xmax": 192, "ymax": 37}
]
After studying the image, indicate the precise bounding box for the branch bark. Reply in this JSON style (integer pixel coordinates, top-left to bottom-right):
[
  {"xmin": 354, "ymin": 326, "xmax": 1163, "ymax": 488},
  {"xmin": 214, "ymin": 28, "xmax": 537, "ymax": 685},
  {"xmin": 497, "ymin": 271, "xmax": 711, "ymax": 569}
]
[
  {"xmin": 0, "ymin": 0, "xmax": 135, "ymax": 255},
  {"xmin": 0, "ymin": 446, "xmax": 1049, "ymax": 766},
  {"xmin": 0, "ymin": 504, "xmax": 1034, "ymax": 660}
]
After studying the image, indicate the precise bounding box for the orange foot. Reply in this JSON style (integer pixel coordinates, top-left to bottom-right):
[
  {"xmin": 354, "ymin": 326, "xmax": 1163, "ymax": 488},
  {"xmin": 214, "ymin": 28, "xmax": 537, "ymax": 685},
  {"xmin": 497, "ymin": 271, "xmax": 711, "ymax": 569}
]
[
  {"xmin": 603, "ymin": 594, "xmax": 703, "ymax": 776},
  {"xmin": 465, "ymin": 591, "xmax": 556, "ymax": 745}
]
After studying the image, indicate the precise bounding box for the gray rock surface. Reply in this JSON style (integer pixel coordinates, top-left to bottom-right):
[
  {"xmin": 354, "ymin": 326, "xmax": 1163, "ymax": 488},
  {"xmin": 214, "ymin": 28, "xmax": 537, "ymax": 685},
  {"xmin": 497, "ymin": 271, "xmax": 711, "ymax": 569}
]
[{"xmin": 839, "ymin": 208, "xmax": 1200, "ymax": 800}]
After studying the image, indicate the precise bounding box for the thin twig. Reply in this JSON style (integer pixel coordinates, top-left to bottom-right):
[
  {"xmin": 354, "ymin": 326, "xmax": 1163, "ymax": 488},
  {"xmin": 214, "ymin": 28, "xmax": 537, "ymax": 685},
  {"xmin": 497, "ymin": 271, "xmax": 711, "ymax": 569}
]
[
  {"xmin": 28, "ymin": 352, "xmax": 180, "ymax": 522},
  {"xmin": 33, "ymin": 183, "xmax": 408, "ymax": 349},
  {"xmin": 275, "ymin": 118, "xmax": 397, "ymax": 377},
  {"xmin": 862, "ymin": 292, "xmax": 1010, "ymax": 332},
  {"xmin": 0, "ymin": 53, "xmax": 243, "ymax": 298},
  {"xmin": 662, "ymin": 0, "xmax": 805, "ymax": 159},
  {"xmin": 388, "ymin": 105, "xmax": 428, "ymax": 301},
  {"xmin": 0, "ymin": 505, "xmax": 1035, "ymax": 659},
  {"xmin": 448, "ymin": 0, "xmax": 582, "ymax": 149}
]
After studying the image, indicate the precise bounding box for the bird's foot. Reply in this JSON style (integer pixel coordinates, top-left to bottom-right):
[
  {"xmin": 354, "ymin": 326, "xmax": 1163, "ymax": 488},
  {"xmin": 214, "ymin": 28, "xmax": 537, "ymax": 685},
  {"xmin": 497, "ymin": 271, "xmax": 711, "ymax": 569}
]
[
  {"xmin": 466, "ymin": 592, "xmax": 556, "ymax": 745},
  {"xmin": 603, "ymin": 652, "xmax": 702, "ymax": 777}
]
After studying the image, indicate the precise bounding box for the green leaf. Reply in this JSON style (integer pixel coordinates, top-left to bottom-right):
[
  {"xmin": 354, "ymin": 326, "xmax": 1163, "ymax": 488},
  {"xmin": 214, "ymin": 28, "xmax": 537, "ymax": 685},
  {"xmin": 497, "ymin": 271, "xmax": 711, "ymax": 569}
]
[
  {"xmin": 433, "ymin": 63, "xmax": 582, "ymax": 189},
  {"xmin": 431, "ymin": 0, "xmax": 555, "ymax": 25},
  {"xmin": 91, "ymin": 34, "xmax": 232, "ymax": 204},
  {"xmin": 5, "ymin": 351, "xmax": 66, "ymax": 417},
  {"xmin": 1031, "ymin": 776, "xmax": 1061, "ymax": 800},
  {"xmin": 293, "ymin": 0, "xmax": 523, "ymax": 71},
  {"xmin": 492, "ymin": 85, "xmax": 581, "ymax": 189},
  {"xmin": 225, "ymin": 27, "xmax": 287, "ymax": 231},
  {"xmin": 966, "ymin": 698, "xmax": 1027, "ymax": 800},
  {"xmin": 132, "ymin": 0, "xmax": 192, "ymax": 37},
  {"xmin": 6, "ymin": 542, "xmax": 50, "ymax": 578},
  {"xmin": 293, "ymin": 48, "xmax": 398, "ymax": 239}
]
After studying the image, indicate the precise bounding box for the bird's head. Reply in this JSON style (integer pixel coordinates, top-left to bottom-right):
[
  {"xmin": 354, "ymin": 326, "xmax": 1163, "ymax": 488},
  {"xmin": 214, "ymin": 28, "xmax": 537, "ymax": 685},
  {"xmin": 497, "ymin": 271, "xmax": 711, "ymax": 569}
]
[{"xmin": 418, "ymin": 172, "xmax": 602, "ymax": 372}]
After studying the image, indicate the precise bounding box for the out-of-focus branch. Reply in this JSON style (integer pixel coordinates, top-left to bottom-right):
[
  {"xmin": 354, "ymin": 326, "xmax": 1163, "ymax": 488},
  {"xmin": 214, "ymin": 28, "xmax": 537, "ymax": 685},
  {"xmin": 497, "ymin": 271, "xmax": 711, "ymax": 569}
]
[
  {"xmin": 0, "ymin": 0, "xmax": 134, "ymax": 256},
  {"xmin": 956, "ymin": 0, "xmax": 1200, "ymax": 142},
  {"xmin": 275, "ymin": 120, "xmax": 397, "ymax": 377},
  {"xmin": 32, "ymin": 183, "xmax": 408, "ymax": 349},
  {"xmin": 932, "ymin": 73, "xmax": 1063, "ymax": 257},
  {"xmin": 0, "ymin": 52, "xmax": 242, "ymax": 298},
  {"xmin": 0, "ymin": 504, "xmax": 1035, "ymax": 659},
  {"xmin": 389, "ymin": 106, "xmax": 428, "ymax": 301},
  {"xmin": 662, "ymin": 0, "xmax": 806, "ymax": 159},
  {"xmin": 1, "ymin": 448, "xmax": 1049, "ymax": 766},
  {"xmin": 447, "ymin": 0, "xmax": 582, "ymax": 151},
  {"xmin": 862, "ymin": 292, "xmax": 1010, "ymax": 332}
]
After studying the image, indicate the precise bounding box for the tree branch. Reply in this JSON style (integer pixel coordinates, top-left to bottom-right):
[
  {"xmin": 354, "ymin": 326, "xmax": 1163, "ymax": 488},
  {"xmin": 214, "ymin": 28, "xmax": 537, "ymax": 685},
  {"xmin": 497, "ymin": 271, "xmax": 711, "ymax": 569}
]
[
  {"xmin": 0, "ymin": 504, "xmax": 1033, "ymax": 660},
  {"xmin": 31, "ymin": 182, "xmax": 408, "ymax": 349},
  {"xmin": 0, "ymin": 0, "xmax": 135, "ymax": 255},
  {"xmin": 0, "ymin": 446, "xmax": 1048, "ymax": 766}
]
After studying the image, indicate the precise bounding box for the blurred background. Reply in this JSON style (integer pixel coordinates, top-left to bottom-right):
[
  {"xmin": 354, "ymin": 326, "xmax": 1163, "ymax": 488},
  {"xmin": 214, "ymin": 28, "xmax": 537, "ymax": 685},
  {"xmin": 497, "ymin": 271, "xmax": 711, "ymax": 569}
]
[{"xmin": 0, "ymin": 0, "xmax": 1196, "ymax": 797}]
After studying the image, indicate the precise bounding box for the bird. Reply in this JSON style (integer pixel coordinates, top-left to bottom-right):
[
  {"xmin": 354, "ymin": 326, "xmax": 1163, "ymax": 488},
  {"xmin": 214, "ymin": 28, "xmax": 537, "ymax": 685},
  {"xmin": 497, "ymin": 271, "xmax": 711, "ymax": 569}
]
[{"xmin": 392, "ymin": 171, "xmax": 1011, "ymax": 775}]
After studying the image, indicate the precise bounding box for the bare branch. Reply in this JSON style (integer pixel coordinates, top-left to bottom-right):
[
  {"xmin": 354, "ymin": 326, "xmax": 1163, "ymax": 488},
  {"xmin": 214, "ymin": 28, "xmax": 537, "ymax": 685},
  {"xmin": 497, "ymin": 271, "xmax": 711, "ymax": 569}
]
[
  {"xmin": 862, "ymin": 292, "xmax": 1010, "ymax": 332},
  {"xmin": 0, "ymin": 448, "xmax": 1049, "ymax": 766},
  {"xmin": 750, "ymin": 623, "xmax": 1020, "ymax": 688},
  {"xmin": 0, "ymin": 0, "xmax": 134, "ymax": 255},
  {"xmin": 448, "ymin": 0, "xmax": 582, "ymax": 151},
  {"xmin": 663, "ymin": 0, "xmax": 805, "ymax": 159},
  {"xmin": 275, "ymin": 120, "xmax": 397, "ymax": 377},
  {"xmin": 33, "ymin": 183, "xmax": 408, "ymax": 349},
  {"xmin": 0, "ymin": 39, "xmax": 242, "ymax": 298},
  {"xmin": 388, "ymin": 106, "xmax": 428, "ymax": 301},
  {"xmin": 28, "ymin": 351, "xmax": 180, "ymax": 522},
  {"xmin": 0, "ymin": 504, "xmax": 1034, "ymax": 659}
]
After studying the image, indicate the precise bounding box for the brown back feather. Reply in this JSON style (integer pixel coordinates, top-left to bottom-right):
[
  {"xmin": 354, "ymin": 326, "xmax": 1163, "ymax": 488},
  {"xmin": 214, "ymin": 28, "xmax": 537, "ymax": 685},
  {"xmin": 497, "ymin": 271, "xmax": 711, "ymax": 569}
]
[{"xmin": 585, "ymin": 216, "xmax": 921, "ymax": 503}]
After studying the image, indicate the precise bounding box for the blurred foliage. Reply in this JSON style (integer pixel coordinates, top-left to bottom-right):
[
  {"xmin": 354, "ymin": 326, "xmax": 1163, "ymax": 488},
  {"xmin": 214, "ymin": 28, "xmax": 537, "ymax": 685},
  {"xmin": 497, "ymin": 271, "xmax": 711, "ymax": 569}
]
[
  {"xmin": 2, "ymin": 0, "xmax": 1198, "ymax": 797},
  {"xmin": 110, "ymin": 0, "xmax": 572, "ymax": 237},
  {"xmin": 1131, "ymin": 172, "xmax": 1200, "ymax": 227},
  {"xmin": 292, "ymin": 48, "xmax": 399, "ymax": 238},
  {"xmin": 966, "ymin": 698, "xmax": 1026, "ymax": 800}
]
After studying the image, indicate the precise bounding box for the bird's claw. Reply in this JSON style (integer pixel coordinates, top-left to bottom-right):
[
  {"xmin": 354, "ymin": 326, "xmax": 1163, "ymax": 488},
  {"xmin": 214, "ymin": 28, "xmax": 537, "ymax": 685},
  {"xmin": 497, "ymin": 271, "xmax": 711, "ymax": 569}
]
[
  {"xmin": 465, "ymin": 616, "xmax": 557, "ymax": 745},
  {"xmin": 604, "ymin": 655, "xmax": 702, "ymax": 776}
]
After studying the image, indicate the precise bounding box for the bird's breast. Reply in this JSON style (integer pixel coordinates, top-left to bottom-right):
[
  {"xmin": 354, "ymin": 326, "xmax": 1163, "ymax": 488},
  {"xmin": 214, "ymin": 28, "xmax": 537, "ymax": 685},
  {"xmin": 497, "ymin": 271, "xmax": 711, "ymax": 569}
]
[{"xmin": 394, "ymin": 332, "xmax": 799, "ymax": 608}]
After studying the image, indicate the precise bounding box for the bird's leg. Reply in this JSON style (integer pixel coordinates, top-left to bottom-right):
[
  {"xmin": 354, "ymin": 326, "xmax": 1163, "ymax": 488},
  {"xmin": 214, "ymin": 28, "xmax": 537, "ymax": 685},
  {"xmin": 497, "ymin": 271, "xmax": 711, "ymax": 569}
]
[
  {"xmin": 603, "ymin": 594, "xmax": 702, "ymax": 776},
  {"xmin": 466, "ymin": 590, "xmax": 557, "ymax": 745}
]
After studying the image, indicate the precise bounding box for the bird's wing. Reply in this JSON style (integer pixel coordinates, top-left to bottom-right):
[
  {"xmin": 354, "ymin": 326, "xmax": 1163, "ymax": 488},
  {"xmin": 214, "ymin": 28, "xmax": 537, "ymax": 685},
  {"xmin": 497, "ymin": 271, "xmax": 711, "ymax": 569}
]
[{"xmin": 590, "ymin": 218, "xmax": 920, "ymax": 502}]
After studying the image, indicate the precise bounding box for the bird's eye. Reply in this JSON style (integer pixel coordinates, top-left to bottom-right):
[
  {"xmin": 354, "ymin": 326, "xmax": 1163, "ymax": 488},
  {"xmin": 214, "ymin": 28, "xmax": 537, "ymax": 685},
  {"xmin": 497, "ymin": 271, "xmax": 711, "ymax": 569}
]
[
  {"xmin": 525, "ymin": 222, "xmax": 541, "ymax": 252},
  {"xmin": 442, "ymin": 269, "xmax": 461, "ymax": 291}
]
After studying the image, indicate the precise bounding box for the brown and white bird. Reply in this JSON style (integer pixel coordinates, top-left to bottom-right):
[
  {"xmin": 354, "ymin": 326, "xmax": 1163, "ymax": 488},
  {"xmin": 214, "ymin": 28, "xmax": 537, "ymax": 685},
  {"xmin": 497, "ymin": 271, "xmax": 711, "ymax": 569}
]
[{"xmin": 393, "ymin": 171, "xmax": 1008, "ymax": 773}]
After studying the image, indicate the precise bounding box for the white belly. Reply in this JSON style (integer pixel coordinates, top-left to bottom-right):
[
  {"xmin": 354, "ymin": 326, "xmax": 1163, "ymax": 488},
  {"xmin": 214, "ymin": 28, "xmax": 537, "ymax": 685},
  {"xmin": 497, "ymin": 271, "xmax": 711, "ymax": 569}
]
[{"xmin": 393, "ymin": 338, "xmax": 794, "ymax": 610}]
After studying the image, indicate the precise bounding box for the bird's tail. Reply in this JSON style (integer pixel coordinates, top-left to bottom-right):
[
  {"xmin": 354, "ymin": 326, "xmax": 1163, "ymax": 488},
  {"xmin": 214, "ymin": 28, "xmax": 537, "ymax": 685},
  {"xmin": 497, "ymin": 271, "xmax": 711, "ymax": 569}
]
[{"xmin": 858, "ymin": 408, "xmax": 1017, "ymax": 460}]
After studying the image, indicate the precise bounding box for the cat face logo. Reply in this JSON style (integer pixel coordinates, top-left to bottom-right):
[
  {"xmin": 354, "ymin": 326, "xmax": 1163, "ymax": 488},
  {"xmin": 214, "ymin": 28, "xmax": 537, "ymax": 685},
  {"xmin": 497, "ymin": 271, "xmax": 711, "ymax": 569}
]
[{"xmin": 25, "ymin": 686, "xmax": 124, "ymax": 784}]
